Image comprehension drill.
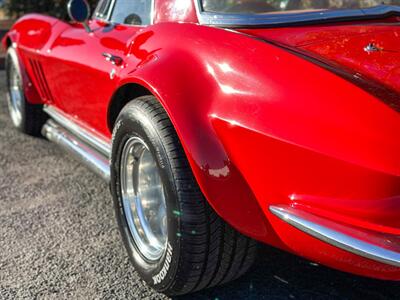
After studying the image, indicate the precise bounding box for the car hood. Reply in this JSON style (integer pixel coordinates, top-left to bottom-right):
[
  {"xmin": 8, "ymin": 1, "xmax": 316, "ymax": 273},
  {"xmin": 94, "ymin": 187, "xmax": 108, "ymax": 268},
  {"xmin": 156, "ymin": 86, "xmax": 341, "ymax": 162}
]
[{"xmin": 239, "ymin": 20, "xmax": 400, "ymax": 97}]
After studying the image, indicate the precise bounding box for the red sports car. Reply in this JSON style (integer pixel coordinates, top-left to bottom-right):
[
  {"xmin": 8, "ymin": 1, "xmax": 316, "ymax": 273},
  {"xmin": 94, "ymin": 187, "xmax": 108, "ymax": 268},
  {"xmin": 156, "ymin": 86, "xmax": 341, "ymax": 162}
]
[{"xmin": 3, "ymin": 0, "xmax": 400, "ymax": 296}]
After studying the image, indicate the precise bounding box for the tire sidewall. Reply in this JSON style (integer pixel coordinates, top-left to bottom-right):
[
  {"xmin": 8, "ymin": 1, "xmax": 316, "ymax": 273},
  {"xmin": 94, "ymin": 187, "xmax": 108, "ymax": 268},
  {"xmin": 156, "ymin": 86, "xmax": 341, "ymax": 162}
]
[{"xmin": 110, "ymin": 101, "xmax": 181, "ymax": 292}]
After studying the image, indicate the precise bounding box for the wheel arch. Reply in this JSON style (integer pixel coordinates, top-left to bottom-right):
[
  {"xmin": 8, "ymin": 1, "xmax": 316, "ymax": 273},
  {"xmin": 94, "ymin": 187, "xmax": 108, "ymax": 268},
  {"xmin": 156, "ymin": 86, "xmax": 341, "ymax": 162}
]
[
  {"xmin": 4, "ymin": 36, "xmax": 12, "ymax": 49},
  {"xmin": 104, "ymin": 22, "xmax": 301, "ymax": 244},
  {"xmin": 2, "ymin": 29, "xmax": 17, "ymax": 50},
  {"xmin": 107, "ymin": 83, "xmax": 153, "ymax": 131},
  {"xmin": 107, "ymin": 67, "xmax": 273, "ymax": 244}
]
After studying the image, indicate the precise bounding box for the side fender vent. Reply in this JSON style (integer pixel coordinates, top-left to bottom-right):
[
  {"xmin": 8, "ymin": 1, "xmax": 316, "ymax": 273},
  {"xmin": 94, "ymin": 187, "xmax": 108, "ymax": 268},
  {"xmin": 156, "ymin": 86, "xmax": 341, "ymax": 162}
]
[{"xmin": 29, "ymin": 59, "xmax": 54, "ymax": 102}]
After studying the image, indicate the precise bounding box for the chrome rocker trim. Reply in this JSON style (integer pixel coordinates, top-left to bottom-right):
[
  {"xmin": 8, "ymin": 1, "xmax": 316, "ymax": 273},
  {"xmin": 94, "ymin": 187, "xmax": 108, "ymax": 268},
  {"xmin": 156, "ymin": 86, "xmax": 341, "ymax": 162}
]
[
  {"xmin": 270, "ymin": 205, "xmax": 400, "ymax": 268},
  {"xmin": 44, "ymin": 106, "xmax": 111, "ymax": 157},
  {"xmin": 42, "ymin": 106, "xmax": 111, "ymax": 182}
]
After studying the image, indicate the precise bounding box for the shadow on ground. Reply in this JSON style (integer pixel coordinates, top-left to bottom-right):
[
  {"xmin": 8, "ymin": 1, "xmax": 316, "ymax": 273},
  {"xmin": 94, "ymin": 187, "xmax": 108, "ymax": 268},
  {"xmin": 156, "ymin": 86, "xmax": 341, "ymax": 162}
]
[{"xmin": 177, "ymin": 245, "xmax": 400, "ymax": 300}]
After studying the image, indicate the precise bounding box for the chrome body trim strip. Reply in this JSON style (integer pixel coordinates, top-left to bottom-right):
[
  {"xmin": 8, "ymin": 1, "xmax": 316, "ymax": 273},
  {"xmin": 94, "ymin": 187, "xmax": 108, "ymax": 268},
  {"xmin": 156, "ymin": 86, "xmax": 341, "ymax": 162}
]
[
  {"xmin": 270, "ymin": 205, "xmax": 400, "ymax": 268},
  {"xmin": 42, "ymin": 120, "xmax": 110, "ymax": 182},
  {"xmin": 195, "ymin": 3, "xmax": 400, "ymax": 28},
  {"xmin": 106, "ymin": 0, "xmax": 117, "ymax": 21},
  {"xmin": 44, "ymin": 106, "xmax": 111, "ymax": 157},
  {"xmin": 150, "ymin": 0, "xmax": 155, "ymax": 25},
  {"xmin": 93, "ymin": 0, "xmax": 114, "ymax": 22}
]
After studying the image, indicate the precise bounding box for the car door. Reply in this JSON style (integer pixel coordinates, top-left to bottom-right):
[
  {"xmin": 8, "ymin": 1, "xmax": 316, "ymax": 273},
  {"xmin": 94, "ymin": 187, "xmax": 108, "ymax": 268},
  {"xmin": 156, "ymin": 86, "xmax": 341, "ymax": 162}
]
[{"xmin": 43, "ymin": 0, "xmax": 153, "ymax": 136}]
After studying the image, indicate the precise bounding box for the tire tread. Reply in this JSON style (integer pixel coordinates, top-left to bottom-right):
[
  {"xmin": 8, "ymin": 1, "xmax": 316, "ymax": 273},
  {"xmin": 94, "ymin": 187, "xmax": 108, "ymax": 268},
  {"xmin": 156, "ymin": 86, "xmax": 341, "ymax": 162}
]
[{"xmin": 130, "ymin": 96, "xmax": 257, "ymax": 296}]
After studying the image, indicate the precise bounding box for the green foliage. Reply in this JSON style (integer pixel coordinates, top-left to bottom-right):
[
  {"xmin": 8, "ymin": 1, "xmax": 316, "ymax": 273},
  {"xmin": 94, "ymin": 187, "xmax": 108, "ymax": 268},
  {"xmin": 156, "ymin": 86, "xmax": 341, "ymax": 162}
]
[{"xmin": 4, "ymin": 0, "xmax": 98, "ymax": 19}]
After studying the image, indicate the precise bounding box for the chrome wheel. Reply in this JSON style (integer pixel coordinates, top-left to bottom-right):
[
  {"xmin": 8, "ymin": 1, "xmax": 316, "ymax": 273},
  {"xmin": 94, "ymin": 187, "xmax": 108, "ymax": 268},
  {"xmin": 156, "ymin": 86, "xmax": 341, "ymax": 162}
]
[
  {"xmin": 120, "ymin": 137, "xmax": 168, "ymax": 262},
  {"xmin": 7, "ymin": 56, "xmax": 23, "ymax": 127}
]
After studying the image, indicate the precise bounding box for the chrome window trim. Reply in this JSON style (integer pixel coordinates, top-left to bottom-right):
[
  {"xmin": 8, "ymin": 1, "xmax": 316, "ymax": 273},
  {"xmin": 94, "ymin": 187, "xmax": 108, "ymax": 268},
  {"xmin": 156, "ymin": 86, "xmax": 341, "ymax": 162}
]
[
  {"xmin": 106, "ymin": 0, "xmax": 117, "ymax": 21},
  {"xmin": 150, "ymin": 0, "xmax": 155, "ymax": 25},
  {"xmin": 194, "ymin": 1, "xmax": 400, "ymax": 28},
  {"xmin": 94, "ymin": 0, "xmax": 116, "ymax": 22},
  {"xmin": 93, "ymin": 0, "xmax": 103, "ymax": 19},
  {"xmin": 270, "ymin": 205, "xmax": 400, "ymax": 268}
]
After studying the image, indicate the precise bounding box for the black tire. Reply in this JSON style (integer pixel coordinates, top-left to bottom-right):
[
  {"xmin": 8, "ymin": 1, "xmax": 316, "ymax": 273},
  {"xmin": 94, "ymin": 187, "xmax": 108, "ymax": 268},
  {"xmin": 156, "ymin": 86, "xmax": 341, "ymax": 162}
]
[
  {"xmin": 5, "ymin": 47, "xmax": 47, "ymax": 136},
  {"xmin": 111, "ymin": 96, "xmax": 257, "ymax": 296}
]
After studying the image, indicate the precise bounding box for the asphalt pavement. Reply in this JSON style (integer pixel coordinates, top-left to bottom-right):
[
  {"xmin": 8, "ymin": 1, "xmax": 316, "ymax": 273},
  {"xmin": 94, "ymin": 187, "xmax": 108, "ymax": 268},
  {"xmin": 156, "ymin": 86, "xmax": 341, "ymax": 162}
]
[{"xmin": 0, "ymin": 71, "xmax": 399, "ymax": 299}]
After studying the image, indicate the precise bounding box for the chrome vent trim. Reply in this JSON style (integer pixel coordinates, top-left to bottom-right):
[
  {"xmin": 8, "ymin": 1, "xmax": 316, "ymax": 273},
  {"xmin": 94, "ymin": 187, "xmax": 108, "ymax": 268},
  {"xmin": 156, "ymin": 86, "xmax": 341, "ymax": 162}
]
[{"xmin": 29, "ymin": 58, "xmax": 54, "ymax": 102}]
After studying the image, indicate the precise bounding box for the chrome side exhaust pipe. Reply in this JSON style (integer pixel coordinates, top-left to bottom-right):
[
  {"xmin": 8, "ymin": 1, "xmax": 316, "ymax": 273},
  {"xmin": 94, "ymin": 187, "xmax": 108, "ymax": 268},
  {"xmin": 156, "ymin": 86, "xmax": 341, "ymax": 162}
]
[{"xmin": 42, "ymin": 119, "xmax": 110, "ymax": 182}]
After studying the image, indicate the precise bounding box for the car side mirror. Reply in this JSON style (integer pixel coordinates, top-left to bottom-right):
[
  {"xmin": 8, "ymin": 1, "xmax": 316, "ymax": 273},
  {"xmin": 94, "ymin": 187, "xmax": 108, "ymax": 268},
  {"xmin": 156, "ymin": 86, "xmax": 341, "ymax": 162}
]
[{"xmin": 67, "ymin": 0, "xmax": 92, "ymax": 32}]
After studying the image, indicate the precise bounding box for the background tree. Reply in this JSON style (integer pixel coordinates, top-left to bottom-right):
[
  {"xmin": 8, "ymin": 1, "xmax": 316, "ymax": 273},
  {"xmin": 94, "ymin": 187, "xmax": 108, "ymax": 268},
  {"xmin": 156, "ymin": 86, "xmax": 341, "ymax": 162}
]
[{"xmin": 4, "ymin": 0, "xmax": 98, "ymax": 20}]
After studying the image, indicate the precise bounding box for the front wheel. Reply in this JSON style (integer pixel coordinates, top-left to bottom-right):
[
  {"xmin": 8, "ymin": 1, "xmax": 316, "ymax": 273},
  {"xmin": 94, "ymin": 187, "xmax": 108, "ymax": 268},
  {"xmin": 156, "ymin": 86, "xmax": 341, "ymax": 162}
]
[
  {"xmin": 5, "ymin": 46, "xmax": 47, "ymax": 136},
  {"xmin": 110, "ymin": 96, "xmax": 257, "ymax": 296}
]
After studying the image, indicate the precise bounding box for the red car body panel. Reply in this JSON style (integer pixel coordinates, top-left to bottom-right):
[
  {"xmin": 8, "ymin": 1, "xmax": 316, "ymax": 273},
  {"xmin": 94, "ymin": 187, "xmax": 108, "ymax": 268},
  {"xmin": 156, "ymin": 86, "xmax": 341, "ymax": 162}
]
[
  {"xmin": 3, "ymin": 0, "xmax": 400, "ymax": 281},
  {"xmin": 241, "ymin": 19, "xmax": 400, "ymax": 94}
]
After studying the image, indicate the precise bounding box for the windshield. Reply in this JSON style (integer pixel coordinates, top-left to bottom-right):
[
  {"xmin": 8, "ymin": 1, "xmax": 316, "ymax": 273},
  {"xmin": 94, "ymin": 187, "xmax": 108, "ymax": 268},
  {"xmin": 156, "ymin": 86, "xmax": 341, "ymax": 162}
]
[{"xmin": 201, "ymin": 0, "xmax": 400, "ymax": 14}]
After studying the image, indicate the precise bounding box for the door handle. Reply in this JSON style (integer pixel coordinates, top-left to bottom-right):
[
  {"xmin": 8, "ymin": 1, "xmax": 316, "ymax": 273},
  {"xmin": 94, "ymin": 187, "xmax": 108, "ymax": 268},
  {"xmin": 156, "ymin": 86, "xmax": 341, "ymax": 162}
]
[{"xmin": 102, "ymin": 53, "xmax": 123, "ymax": 66}]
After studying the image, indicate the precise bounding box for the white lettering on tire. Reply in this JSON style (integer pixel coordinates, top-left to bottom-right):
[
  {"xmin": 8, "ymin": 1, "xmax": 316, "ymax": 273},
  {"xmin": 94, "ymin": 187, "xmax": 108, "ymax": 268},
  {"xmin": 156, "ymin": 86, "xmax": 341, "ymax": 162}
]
[{"xmin": 153, "ymin": 243, "xmax": 173, "ymax": 285}]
